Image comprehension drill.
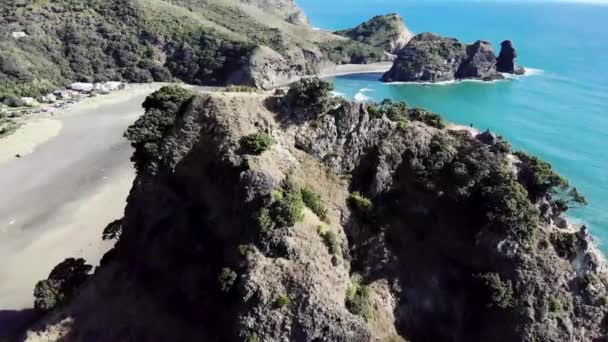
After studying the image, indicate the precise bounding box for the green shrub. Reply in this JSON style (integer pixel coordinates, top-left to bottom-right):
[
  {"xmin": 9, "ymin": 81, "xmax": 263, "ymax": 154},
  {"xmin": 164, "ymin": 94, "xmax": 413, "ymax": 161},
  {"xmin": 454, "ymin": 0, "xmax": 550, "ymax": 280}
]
[
  {"xmin": 346, "ymin": 278, "xmax": 373, "ymax": 320},
  {"xmin": 218, "ymin": 268, "xmax": 238, "ymax": 292},
  {"xmin": 272, "ymin": 180, "xmax": 305, "ymax": 227},
  {"xmin": 548, "ymin": 294, "xmax": 571, "ymax": 313},
  {"xmin": 238, "ymin": 244, "xmax": 255, "ymax": 257},
  {"xmin": 301, "ymin": 187, "xmax": 329, "ymax": 221},
  {"xmin": 257, "ymin": 207, "xmax": 276, "ymax": 232},
  {"xmin": 408, "ymin": 108, "xmax": 445, "ymax": 129},
  {"xmin": 224, "ymin": 85, "xmax": 257, "ymax": 92},
  {"xmin": 33, "ymin": 258, "xmax": 93, "ymax": 311},
  {"xmin": 480, "ymin": 272, "xmax": 516, "ymax": 309},
  {"xmin": 318, "ymin": 40, "xmax": 388, "ymax": 64},
  {"xmin": 318, "ymin": 226, "xmax": 340, "ymax": 255},
  {"xmin": 246, "ymin": 334, "xmax": 260, "ymax": 342},
  {"xmin": 241, "ymin": 132, "xmax": 275, "ymax": 155},
  {"xmin": 347, "ymin": 192, "xmax": 374, "ymax": 219},
  {"xmin": 285, "ymin": 78, "xmax": 334, "ymax": 119},
  {"xmin": 276, "ymin": 293, "xmax": 291, "ymax": 308},
  {"xmin": 367, "ymin": 99, "xmax": 409, "ymax": 122},
  {"xmin": 550, "ymin": 232, "xmax": 582, "ymax": 260}
]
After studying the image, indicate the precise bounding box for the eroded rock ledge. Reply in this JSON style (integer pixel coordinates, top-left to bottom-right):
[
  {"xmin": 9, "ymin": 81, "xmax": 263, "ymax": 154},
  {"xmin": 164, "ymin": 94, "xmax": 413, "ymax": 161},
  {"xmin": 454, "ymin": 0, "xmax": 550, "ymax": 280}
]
[{"xmin": 24, "ymin": 82, "xmax": 608, "ymax": 342}]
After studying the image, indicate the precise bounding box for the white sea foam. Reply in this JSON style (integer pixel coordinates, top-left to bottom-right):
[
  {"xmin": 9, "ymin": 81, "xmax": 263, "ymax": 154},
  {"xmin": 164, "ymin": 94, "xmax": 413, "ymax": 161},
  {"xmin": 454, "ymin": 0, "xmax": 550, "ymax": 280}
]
[
  {"xmin": 331, "ymin": 91, "xmax": 346, "ymax": 98},
  {"xmin": 354, "ymin": 91, "xmax": 371, "ymax": 102},
  {"xmin": 360, "ymin": 87, "xmax": 375, "ymax": 92},
  {"xmin": 523, "ymin": 67, "xmax": 544, "ymax": 76},
  {"xmin": 386, "ymin": 67, "xmax": 545, "ymax": 86}
]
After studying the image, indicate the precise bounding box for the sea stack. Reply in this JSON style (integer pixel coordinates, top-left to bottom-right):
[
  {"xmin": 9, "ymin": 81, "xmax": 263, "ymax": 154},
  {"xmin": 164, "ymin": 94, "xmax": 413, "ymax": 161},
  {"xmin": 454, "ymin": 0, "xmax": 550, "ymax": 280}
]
[
  {"xmin": 381, "ymin": 33, "xmax": 503, "ymax": 82},
  {"xmin": 496, "ymin": 40, "xmax": 525, "ymax": 75}
]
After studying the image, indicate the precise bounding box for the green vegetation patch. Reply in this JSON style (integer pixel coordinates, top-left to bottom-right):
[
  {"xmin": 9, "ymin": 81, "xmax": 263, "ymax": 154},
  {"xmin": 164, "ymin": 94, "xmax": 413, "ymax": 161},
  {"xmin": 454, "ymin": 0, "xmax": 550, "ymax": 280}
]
[
  {"xmin": 346, "ymin": 277, "xmax": 373, "ymax": 320},
  {"xmin": 550, "ymin": 232, "xmax": 583, "ymax": 260},
  {"xmin": 347, "ymin": 192, "xmax": 374, "ymax": 220},
  {"xmin": 514, "ymin": 151, "xmax": 587, "ymax": 212},
  {"xmin": 318, "ymin": 40, "xmax": 388, "ymax": 65},
  {"xmin": 480, "ymin": 272, "xmax": 516, "ymax": 309},
  {"xmin": 218, "ymin": 267, "xmax": 238, "ymax": 292},
  {"xmin": 275, "ymin": 293, "xmax": 291, "ymax": 308},
  {"xmin": 317, "ymin": 226, "xmax": 340, "ymax": 255},
  {"xmin": 272, "ymin": 180, "xmax": 305, "ymax": 227},
  {"xmin": 240, "ymin": 132, "xmax": 275, "ymax": 155},
  {"xmin": 301, "ymin": 187, "xmax": 329, "ymax": 221},
  {"xmin": 285, "ymin": 78, "xmax": 334, "ymax": 119},
  {"xmin": 33, "ymin": 258, "xmax": 93, "ymax": 311}
]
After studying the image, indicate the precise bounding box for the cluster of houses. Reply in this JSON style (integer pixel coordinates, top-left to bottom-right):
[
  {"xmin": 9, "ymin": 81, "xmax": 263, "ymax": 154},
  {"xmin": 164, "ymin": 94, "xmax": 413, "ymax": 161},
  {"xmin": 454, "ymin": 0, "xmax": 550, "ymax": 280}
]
[{"xmin": 2, "ymin": 81, "xmax": 126, "ymax": 115}]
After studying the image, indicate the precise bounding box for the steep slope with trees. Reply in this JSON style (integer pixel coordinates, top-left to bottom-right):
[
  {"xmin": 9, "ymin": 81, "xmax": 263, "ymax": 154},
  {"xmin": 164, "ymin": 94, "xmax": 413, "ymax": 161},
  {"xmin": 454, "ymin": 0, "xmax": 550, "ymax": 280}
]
[{"xmin": 23, "ymin": 82, "xmax": 608, "ymax": 342}]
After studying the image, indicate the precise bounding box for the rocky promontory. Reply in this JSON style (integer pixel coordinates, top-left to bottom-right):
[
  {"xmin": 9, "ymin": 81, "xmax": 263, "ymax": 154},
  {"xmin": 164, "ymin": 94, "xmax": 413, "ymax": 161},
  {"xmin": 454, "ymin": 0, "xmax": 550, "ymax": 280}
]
[
  {"xmin": 22, "ymin": 82, "xmax": 608, "ymax": 342},
  {"xmin": 335, "ymin": 13, "xmax": 414, "ymax": 54},
  {"xmin": 381, "ymin": 33, "xmax": 526, "ymax": 82}
]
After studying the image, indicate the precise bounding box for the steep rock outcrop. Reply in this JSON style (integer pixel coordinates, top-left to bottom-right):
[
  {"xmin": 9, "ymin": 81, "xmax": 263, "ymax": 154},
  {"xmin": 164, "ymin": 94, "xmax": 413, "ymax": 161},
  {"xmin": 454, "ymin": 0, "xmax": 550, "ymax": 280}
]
[
  {"xmin": 24, "ymin": 84, "xmax": 608, "ymax": 342},
  {"xmin": 335, "ymin": 13, "xmax": 414, "ymax": 54},
  {"xmin": 457, "ymin": 40, "xmax": 503, "ymax": 81},
  {"xmin": 382, "ymin": 33, "xmax": 524, "ymax": 83},
  {"xmin": 496, "ymin": 40, "xmax": 525, "ymax": 75}
]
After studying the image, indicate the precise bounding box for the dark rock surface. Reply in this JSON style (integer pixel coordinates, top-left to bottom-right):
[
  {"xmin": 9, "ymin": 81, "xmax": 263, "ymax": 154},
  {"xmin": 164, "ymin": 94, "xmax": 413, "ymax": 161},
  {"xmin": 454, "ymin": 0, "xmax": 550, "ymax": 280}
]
[
  {"xmin": 457, "ymin": 40, "xmax": 504, "ymax": 81},
  {"xmin": 496, "ymin": 40, "xmax": 525, "ymax": 75},
  {"xmin": 382, "ymin": 33, "xmax": 525, "ymax": 83}
]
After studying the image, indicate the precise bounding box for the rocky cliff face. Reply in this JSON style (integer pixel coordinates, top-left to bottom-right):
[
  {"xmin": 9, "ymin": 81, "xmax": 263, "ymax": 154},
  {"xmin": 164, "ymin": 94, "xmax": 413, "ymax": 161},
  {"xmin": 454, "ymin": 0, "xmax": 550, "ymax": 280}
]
[
  {"xmin": 24, "ymin": 83, "xmax": 608, "ymax": 342},
  {"xmin": 335, "ymin": 13, "xmax": 414, "ymax": 54},
  {"xmin": 382, "ymin": 33, "xmax": 524, "ymax": 83}
]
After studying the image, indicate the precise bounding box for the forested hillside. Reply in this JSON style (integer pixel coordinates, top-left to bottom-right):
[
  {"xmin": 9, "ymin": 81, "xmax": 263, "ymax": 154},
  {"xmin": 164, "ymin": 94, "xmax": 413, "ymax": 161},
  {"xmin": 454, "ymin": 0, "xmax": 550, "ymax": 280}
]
[{"xmin": 0, "ymin": 0, "xmax": 388, "ymax": 98}]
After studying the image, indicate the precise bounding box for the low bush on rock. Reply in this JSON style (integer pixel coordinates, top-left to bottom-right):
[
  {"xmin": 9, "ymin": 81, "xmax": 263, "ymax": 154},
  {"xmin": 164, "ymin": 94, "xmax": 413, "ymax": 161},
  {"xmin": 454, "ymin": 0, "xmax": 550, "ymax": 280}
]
[
  {"xmin": 550, "ymin": 232, "xmax": 583, "ymax": 260},
  {"xmin": 275, "ymin": 294, "xmax": 291, "ymax": 308},
  {"xmin": 218, "ymin": 268, "xmax": 238, "ymax": 292},
  {"xmin": 301, "ymin": 187, "xmax": 329, "ymax": 221},
  {"xmin": 240, "ymin": 132, "xmax": 275, "ymax": 155},
  {"xmin": 346, "ymin": 277, "xmax": 373, "ymax": 320},
  {"xmin": 272, "ymin": 180, "xmax": 305, "ymax": 227},
  {"xmin": 285, "ymin": 78, "xmax": 334, "ymax": 120},
  {"xmin": 348, "ymin": 192, "xmax": 374, "ymax": 220},
  {"xmin": 480, "ymin": 272, "xmax": 516, "ymax": 309},
  {"xmin": 33, "ymin": 258, "xmax": 93, "ymax": 311},
  {"xmin": 317, "ymin": 226, "xmax": 340, "ymax": 255}
]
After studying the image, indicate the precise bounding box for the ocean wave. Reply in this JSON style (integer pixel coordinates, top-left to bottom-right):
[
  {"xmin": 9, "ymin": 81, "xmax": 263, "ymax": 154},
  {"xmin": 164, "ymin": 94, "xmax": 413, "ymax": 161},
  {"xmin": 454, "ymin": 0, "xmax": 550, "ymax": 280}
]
[
  {"xmin": 360, "ymin": 87, "xmax": 375, "ymax": 92},
  {"xmin": 331, "ymin": 91, "xmax": 346, "ymax": 98},
  {"xmin": 523, "ymin": 67, "xmax": 544, "ymax": 76},
  {"xmin": 354, "ymin": 91, "xmax": 371, "ymax": 102}
]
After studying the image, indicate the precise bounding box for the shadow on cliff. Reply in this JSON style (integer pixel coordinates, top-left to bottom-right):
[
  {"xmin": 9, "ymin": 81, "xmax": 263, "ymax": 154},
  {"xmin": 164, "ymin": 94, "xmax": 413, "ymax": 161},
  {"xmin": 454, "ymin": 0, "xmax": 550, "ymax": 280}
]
[
  {"xmin": 343, "ymin": 149, "xmax": 519, "ymax": 342},
  {"xmin": 0, "ymin": 308, "xmax": 40, "ymax": 341}
]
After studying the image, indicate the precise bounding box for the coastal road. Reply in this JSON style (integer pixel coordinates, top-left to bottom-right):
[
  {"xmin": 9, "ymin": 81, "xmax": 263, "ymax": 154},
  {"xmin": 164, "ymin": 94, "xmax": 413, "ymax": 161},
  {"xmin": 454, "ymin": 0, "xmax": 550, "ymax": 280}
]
[{"xmin": 0, "ymin": 84, "xmax": 162, "ymax": 310}]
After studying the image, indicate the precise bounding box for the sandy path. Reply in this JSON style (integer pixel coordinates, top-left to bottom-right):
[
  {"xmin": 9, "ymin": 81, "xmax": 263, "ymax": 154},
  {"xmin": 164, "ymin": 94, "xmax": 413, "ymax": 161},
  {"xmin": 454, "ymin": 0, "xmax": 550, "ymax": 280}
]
[
  {"xmin": 0, "ymin": 119, "xmax": 62, "ymax": 163},
  {"xmin": 0, "ymin": 84, "xmax": 162, "ymax": 310}
]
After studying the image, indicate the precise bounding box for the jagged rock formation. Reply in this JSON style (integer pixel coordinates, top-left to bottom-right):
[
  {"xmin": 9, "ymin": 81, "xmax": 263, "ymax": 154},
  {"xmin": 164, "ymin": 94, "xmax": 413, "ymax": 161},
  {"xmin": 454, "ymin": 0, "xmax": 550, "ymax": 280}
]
[
  {"xmin": 496, "ymin": 40, "xmax": 525, "ymax": 75},
  {"xmin": 382, "ymin": 33, "xmax": 524, "ymax": 82},
  {"xmin": 23, "ymin": 83, "xmax": 608, "ymax": 341},
  {"xmin": 335, "ymin": 13, "xmax": 414, "ymax": 54}
]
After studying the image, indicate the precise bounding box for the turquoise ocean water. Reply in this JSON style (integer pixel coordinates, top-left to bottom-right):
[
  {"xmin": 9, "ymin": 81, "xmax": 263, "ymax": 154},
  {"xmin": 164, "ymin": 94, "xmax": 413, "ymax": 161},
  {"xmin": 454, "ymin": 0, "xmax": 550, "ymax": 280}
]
[{"xmin": 299, "ymin": 1, "xmax": 608, "ymax": 251}]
